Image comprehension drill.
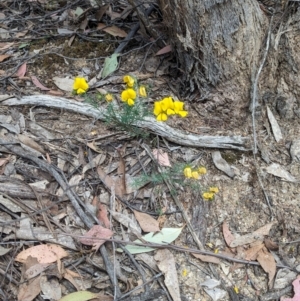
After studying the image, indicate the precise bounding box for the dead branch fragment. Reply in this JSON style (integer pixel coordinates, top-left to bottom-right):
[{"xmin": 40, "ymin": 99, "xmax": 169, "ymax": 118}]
[{"xmin": 2, "ymin": 95, "xmax": 251, "ymax": 151}]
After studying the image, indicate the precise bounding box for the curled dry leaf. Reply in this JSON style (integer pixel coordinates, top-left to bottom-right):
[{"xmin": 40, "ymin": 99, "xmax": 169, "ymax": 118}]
[{"xmin": 15, "ymin": 244, "xmax": 69, "ymax": 264}]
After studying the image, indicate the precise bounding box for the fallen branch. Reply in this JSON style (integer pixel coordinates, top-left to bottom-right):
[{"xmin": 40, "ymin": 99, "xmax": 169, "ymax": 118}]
[{"xmin": 2, "ymin": 95, "xmax": 251, "ymax": 151}]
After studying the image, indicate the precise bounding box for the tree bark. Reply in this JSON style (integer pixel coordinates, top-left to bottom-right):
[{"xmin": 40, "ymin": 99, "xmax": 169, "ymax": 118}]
[{"xmin": 158, "ymin": 0, "xmax": 267, "ymax": 97}]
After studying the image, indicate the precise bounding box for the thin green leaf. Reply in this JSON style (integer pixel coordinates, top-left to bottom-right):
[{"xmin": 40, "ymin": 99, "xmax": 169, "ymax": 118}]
[
  {"xmin": 58, "ymin": 291, "xmax": 98, "ymax": 301},
  {"xmin": 120, "ymin": 227, "xmax": 183, "ymax": 254},
  {"xmin": 101, "ymin": 53, "xmax": 119, "ymax": 79}
]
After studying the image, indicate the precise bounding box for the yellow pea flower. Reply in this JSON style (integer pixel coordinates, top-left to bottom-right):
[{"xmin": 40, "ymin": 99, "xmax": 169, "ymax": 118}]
[
  {"xmin": 209, "ymin": 186, "xmax": 219, "ymax": 193},
  {"xmin": 123, "ymin": 75, "xmax": 135, "ymax": 87},
  {"xmin": 139, "ymin": 86, "xmax": 147, "ymax": 97},
  {"xmin": 202, "ymin": 192, "xmax": 215, "ymax": 200},
  {"xmin": 127, "ymin": 98, "xmax": 135, "ymax": 106},
  {"xmin": 121, "ymin": 89, "xmax": 136, "ymax": 103},
  {"xmin": 174, "ymin": 101, "xmax": 188, "ymax": 117},
  {"xmin": 184, "ymin": 167, "xmax": 192, "ymax": 178},
  {"xmin": 73, "ymin": 77, "xmax": 89, "ymax": 94},
  {"xmin": 191, "ymin": 171, "xmax": 199, "ymax": 179},
  {"xmin": 105, "ymin": 93, "xmax": 113, "ymax": 102},
  {"xmin": 153, "ymin": 101, "xmax": 168, "ymax": 121},
  {"xmin": 198, "ymin": 167, "xmax": 207, "ymax": 175},
  {"xmin": 233, "ymin": 286, "xmax": 239, "ymax": 294}
]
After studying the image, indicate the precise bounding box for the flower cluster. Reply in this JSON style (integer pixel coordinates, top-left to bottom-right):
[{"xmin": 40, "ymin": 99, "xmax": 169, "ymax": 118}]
[
  {"xmin": 120, "ymin": 75, "xmax": 147, "ymax": 106},
  {"xmin": 202, "ymin": 186, "xmax": 219, "ymax": 200},
  {"xmin": 153, "ymin": 97, "xmax": 188, "ymax": 121},
  {"xmin": 73, "ymin": 77, "xmax": 89, "ymax": 94},
  {"xmin": 183, "ymin": 166, "xmax": 207, "ymax": 180}
]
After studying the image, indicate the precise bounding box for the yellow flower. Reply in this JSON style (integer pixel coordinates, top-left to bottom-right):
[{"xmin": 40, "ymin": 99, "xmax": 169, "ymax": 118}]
[
  {"xmin": 161, "ymin": 97, "xmax": 175, "ymax": 115},
  {"xmin": 184, "ymin": 167, "xmax": 192, "ymax": 178},
  {"xmin": 191, "ymin": 171, "xmax": 199, "ymax": 179},
  {"xmin": 198, "ymin": 167, "xmax": 207, "ymax": 175},
  {"xmin": 123, "ymin": 75, "xmax": 135, "ymax": 88},
  {"xmin": 105, "ymin": 93, "xmax": 113, "ymax": 102},
  {"xmin": 233, "ymin": 286, "xmax": 239, "ymax": 294},
  {"xmin": 127, "ymin": 98, "xmax": 135, "ymax": 106},
  {"xmin": 139, "ymin": 86, "xmax": 147, "ymax": 97},
  {"xmin": 209, "ymin": 186, "xmax": 219, "ymax": 193},
  {"xmin": 73, "ymin": 77, "xmax": 89, "ymax": 94},
  {"xmin": 182, "ymin": 269, "xmax": 188, "ymax": 277},
  {"xmin": 202, "ymin": 192, "xmax": 215, "ymax": 200},
  {"xmin": 173, "ymin": 101, "xmax": 188, "ymax": 117},
  {"xmin": 121, "ymin": 89, "xmax": 136, "ymax": 105},
  {"xmin": 153, "ymin": 101, "xmax": 168, "ymax": 121}
]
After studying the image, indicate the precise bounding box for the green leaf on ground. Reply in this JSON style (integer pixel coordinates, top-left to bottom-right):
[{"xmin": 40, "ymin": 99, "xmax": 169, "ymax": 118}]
[
  {"xmin": 101, "ymin": 53, "xmax": 119, "ymax": 79},
  {"xmin": 119, "ymin": 227, "xmax": 183, "ymax": 254}
]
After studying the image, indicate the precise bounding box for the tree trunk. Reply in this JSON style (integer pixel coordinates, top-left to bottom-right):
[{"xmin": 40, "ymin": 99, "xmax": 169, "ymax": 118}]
[
  {"xmin": 158, "ymin": 0, "xmax": 300, "ymax": 119},
  {"xmin": 159, "ymin": 0, "xmax": 266, "ymax": 95}
]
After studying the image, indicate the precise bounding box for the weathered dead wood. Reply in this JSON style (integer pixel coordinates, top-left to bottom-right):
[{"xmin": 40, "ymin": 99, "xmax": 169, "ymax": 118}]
[{"xmin": 2, "ymin": 95, "xmax": 251, "ymax": 151}]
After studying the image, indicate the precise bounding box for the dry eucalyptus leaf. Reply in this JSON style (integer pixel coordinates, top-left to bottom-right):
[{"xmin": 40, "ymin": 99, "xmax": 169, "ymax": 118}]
[
  {"xmin": 155, "ymin": 249, "xmax": 181, "ymax": 301},
  {"xmin": 192, "ymin": 253, "xmax": 221, "ymax": 264},
  {"xmin": 133, "ymin": 210, "xmax": 160, "ymax": 232},
  {"xmin": 257, "ymin": 247, "xmax": 276, "ymax": 288},
  {"xmin": 212, "ymin": 151, "xmax": 235, "ymax": 178},
  {"xmin": 266, "ymin": 163, "xmax": 298, "ymax": 183},
  {"xmin": 267, "ymin": 106, "xmax": 283, "ymax": 142},
  {"xmin": 230, "ymin": 222, "xmax": 276, "ymax": 248},
  {"xmin": 290, "ymin": 139, "xmax": 300, "ymax": 162},
  {"xmin": 15, "ymin": 244, "xmax": 69, "ymax": 264},
  {"xmin": 52, "ymin": 76, "xmax": 73, "ymax": 92}
]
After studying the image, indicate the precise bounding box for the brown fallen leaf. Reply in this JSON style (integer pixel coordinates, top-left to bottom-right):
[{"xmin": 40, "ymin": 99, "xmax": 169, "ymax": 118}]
[
  {"xmin": 0, "ymin": 54, "xmax": 10, "ymax": 62},
  {"xmin": 97, "ymin": 166, "xmax": 124, "ymax": 197},
  {"xmin": 257, "ymin": 247, "xmax": 276, "ymax": 288},
  {"xmin": 244, "ymin": 241, "xmax": 264, "ymax": 261},
  {"xmin": 31, "ymin": 76, "xmax": 50, "ymax": 91},
  {"xmin": 18, "ymin": 275, "xmax": 41, "ymax": 301},
  {"xmin": 79, "ymin": 225, "xmax": 114, "ymax": 251},
  {"xmin": 230, "ymin": 222, "xmax": 276, "ymax": 248},
  {"xmin": 16, "ymin": 62, "xmax": 27, "ymax": 78},
  {"xmin": 18, "ymin": 134, "xmax": 45, "ymax": 154},
  {"xmin": 222, "ymin": 221, "xmax": 235, "ymax": 247},
  {"xmin": 156, "ymin": 45, "xmax": 172, "ymax": 56},
  {"xmin": 155, "ymin": 249, "xmax": 181, "ymax": 301},
  {"xmin": 97, "ymin": 23, "xmax": 127, "ymax": 37},
  {"xmin": 97, "ymin": 203, "xmax": 111, "ymax": 229},
  {"xmin": 192, "ymin": 253, "xmax": 221, "ymax": 264},
  {"xmin": 264, "ymin": 237, "xmax": 279, "ymax": 251},
  {"xmin": 15, "ymin": 244, "xmax": 69, "ymax": 264},
  {"xmin": 133, "ymin": 210, "xmax": 160, "ymax": 232},
  {"xmin": 152, "ymin": 149, "xmax": 171, "ymax": 167}
]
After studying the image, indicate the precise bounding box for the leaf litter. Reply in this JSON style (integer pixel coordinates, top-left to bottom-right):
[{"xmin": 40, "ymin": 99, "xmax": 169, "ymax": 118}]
[{"xmin": 1, "ymin": 0, "xmax": 300, "ymax": 300}]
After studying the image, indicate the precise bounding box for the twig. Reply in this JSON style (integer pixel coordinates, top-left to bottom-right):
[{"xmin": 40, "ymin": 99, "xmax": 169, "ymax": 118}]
[
  {"xmin": 250, "ymin": 12, "xmax": 274, "ymax": 154},
  {"xmin": 250, "ymin": 13, "xmax": 275, "ymax": 218},
  {"xmin": 114, "ymin": 5, "xmax": 157, "ymax": 54}
]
